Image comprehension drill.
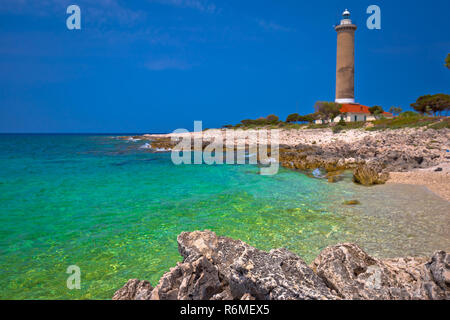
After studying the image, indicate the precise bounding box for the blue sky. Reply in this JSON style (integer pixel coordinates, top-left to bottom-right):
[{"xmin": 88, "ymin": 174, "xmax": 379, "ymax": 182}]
[{"xmin": 0, "ymin": 0, "xmax": 449, "ymax": 133}]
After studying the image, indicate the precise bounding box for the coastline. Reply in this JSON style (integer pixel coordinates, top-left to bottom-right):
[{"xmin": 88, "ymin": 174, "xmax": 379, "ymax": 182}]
[{"xmin": 133, "ymin": 127, "xmax": 450, "ymax": 198}]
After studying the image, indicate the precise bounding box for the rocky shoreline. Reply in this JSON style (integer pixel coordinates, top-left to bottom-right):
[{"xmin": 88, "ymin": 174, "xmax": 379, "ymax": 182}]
[
  {"xmin": 113, "ymin": 230, "xmax": 449, "ymax": 300},
  {"xmin": 122, "ymin": 127, "xmax": 450, "ymax": 199}
]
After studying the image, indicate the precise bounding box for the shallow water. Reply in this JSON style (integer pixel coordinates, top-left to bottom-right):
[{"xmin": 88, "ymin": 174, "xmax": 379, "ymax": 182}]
[{"xmin": 0, "ymin": 135, "xmax": 448, "ymax": 299}]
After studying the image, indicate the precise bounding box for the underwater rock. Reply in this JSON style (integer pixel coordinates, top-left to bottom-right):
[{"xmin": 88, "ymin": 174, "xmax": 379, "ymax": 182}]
[
  {"xmin": 328, "ymin": 176, "xmax": 339, "ymax": 183},
  {"xmin": 326, "ymin": 171, "xmax": 344, "ymax": 183},
  {"xmin": 343, "ymin": 200, "xmax": 361, "ymax": 205}
]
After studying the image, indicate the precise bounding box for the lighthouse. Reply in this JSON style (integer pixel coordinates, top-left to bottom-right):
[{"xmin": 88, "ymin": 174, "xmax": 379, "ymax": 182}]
[
  {"xmin": 314, "ymin": 9, "xmax": 394, "ymax": 124},
  {"xmin": 335, "ymin": 9, "xmax": 357, "ymax": 104}
]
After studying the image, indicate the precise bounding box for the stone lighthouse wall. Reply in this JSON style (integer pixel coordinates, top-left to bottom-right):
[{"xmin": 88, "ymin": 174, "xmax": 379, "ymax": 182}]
[{"xmin": 335, "ymin": 25, "xmax": 357, "ymax": 103}]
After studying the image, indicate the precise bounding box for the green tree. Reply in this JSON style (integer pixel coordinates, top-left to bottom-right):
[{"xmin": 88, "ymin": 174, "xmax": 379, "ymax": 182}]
[
  {"xmin": 411, "ymin": 94, "xmax": 450, "ymax": 116},
  {"xmin": 240, "ymin": 119, "xmax": 254, "ymax": 126},
  {"xmin": 445, "ymin": 53, "xmax": 450, "ymax": 69},
  {"xmin": 314, "ymin": 101, "xmax": 342, "ymax": 123},
  {"xmin": 389, "ymin": 106, "xmax": 403, "ymax": 116},
  {"xmin": 266, "ymin": 114, "xmax": 279, "ymax": 124},
  {"xmin": 368, "ymin": 106, "xmax": 384, "ymax": 119},
  {"xmin": 255, "ymin": 117, "xmax": 268, "ymax": 125},
  {"xmin": 294, "ymin": 114, "xmax": 316, "ymax": 123},
  {"xmin": 303, "ymin": 114, "xmax": 317, "ymax": 123},
  {"xmin": 429, "ymin": 94, "xmax": 450, "ymax": 116},
  {"xmin": 286, "ymin": 113, "xmax": 300, "ymax": 123},
  {"xmin": 411, "ymin": 95, "xmax": 432, "ymax": 114}
]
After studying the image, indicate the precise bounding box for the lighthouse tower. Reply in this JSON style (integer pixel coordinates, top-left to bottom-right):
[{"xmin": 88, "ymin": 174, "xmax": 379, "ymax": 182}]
[{"xmin": 335, "ymin": 9, "xmax": 357, "ymax": 104}]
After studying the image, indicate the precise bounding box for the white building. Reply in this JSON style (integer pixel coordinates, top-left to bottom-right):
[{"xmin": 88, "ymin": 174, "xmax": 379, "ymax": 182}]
[{"xmin": 315, "ymin": 104, "xmax": 393, "ymax": 124}]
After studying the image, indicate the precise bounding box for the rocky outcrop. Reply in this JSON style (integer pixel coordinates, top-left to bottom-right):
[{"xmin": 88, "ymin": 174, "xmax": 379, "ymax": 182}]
[
  {"xmin": 113, "ymin": 231, "xmax": 449, "ymax": 300},
  {"xmin": 149, "ymin": 255, "xmax": 224, "ymax": 300},
  {"xmin": 130, "ymin": 128, "xmax": 449, "ymax": 186},
  {"xmin": 162, "ymin": 230, "xmax": 335, "ymax": 300},
  {"xmin": 352, "ymin": 164, "xmax": 389, "ymax": 186},
  {"xmin": 112, "ymin": 279, "xmax": 153, "ymax": 300},
  {"xmin": 311, "ymin": 243, "xmax": 449, "ymax": 300},
  {"xmin": 342, "ymin": 200, "xmax": 360, "ymax": 205}
]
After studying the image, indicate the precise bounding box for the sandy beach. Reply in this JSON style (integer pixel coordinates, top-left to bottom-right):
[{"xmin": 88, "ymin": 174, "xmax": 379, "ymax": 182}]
[{"xmin": 388, "ymin": 163, "xmax": 450, "ymax": 201}]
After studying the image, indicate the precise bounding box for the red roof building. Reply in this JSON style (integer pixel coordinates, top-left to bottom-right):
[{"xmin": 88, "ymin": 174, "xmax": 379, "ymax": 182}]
[
  {"xmin": 315, "ymin": 103, "xmax": 393, "ymax": 124},
  {"xmin": 340, "ymin": 104, "xmax": 393, "ymax": 117}
]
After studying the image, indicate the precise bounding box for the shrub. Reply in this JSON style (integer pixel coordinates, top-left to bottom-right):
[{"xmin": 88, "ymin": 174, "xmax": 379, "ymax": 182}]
[
  {"xmin": 300, "ymin": 114, "xmax": 317, "ymax": 123},
  {"xmin": 389, "ymin": 106, "xmax": 403, "ymax": 116},
  {"xmin": 332, "ymin": 125, "xmax": 344, "ymax": 134},
  {"xmin": 255, "ymin": 117, "xmax": 268, "ymax": 125},
  {"xmin": 266, "ymin": 114, "xmax": 279, "ymax": 124},
  {"xmin": 366, "ymin": 115, "xmax": 447, "ymax": 130},
  {"xmin": 238, "ymin": 115, "xmax": 280, "ymax": 127},
  {"xmin": 369, "ymin": 106, "xmax": 384, "ymax": 119},
  {"xmin": 399, "ymin": 111, "xmax": 420, "ymax": 118},
  {"xmin": 240, "ymin": 119, "xmax": 253, "ymax": 126},
  {"xmin": 428, "ymin": 118, "xmax": 450, "ymax": 130},
  {"xmin": 286, "ymin": 113, "xmax": 300, "ymax": 123},
  {"xmin": 411, "ymin": 94, "xmax": 450, "ymax": 116},
  {"xmin": 314, "ymin": 101, "xmax": 342, "ymax": 123}
]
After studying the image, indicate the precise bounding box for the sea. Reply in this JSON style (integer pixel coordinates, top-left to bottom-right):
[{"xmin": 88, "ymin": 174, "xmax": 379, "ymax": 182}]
[{"xmin": 0, "ymin": 134, "xmax": 448, "ymax": 299}]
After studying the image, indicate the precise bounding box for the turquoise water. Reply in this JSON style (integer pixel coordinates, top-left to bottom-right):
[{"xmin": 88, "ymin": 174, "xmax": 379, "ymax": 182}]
[{"xmin": 0, "ymin": 134, "xmax": 448, "ymax": 299}]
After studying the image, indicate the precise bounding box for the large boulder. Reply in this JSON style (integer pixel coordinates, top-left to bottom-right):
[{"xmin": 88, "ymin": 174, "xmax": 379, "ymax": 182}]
[
  {"xmin": 311, "ymin": 243, "xmax": 449, "ymax": 300},
  {"xmin": 353, "ymin": 164, "xmax": 389, "ymax": 186}
]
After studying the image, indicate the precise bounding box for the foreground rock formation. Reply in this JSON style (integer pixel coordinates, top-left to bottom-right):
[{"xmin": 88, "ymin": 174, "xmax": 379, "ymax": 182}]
[{"xmin": 113, "ymin": 231, "xmax": 449, "ymax": 300}]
